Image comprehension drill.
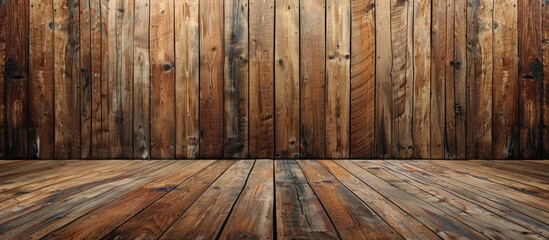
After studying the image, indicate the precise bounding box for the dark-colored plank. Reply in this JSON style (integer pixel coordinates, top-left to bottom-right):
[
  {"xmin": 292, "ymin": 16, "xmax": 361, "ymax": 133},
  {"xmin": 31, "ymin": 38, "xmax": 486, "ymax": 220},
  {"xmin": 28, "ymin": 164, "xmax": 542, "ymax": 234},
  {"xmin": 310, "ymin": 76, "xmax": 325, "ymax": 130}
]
[
  {"xmin": 54, "ymin": 0, "xmax": 81, "ymax": 159},
  {"xmin": 300, "ymin": 0, "xmax": 326, "ymax": 158},
  {"xmin": 199, "ymin": 0, "xmax": 224, "ymax": 158},
  {"xmin": 298, "ymin": 160, "xmax": 403, "ymax": 239},
  {"xmin": 5, "ymin": 0, "xmax": 29, "ymax": 159},
  {"xmin": 224, "ymin": 0, "xmax": 249, "ymax": 159},
  {"xmin": 275, "ymin": 160, "xmax": 338, "ymax": 239},
  {"xmin": 544, "ymin": 0, "xmax": 549, "ymax": 158},
  {"xmin": 453, "ymin": 0, "xmax": 467, "ymax": 159},
  {"xmin": 80, "ymin": 0, "xmax": 92, "ymax": 159},
  {"xmin": 0, "ymin": 0, "xmax": 5, "ymax": 158},
  {"xmin": 90, "ymin": 0, "xmax": 105, "ymax": 158},
  {"xmin": 29, "ymin": 0, "xmax": 55, "ymax": 159},
  {"xmin": 350, "ymin": 0, "xmax": 375, "ymax": 159}
]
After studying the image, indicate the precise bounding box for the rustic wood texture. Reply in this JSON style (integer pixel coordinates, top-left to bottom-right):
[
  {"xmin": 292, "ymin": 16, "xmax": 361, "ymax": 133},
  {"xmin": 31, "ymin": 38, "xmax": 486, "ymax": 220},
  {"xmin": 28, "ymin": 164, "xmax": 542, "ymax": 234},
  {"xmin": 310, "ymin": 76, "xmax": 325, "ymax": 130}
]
[
  {"xmin": 224, "ymin": 0, "xmax": 249, "ymax": 159},
  {"xmin": 29, "ymin": 0, "xmax": 54, "ymax": 159},
  {"xmin": 249, "ymin": 0, "xmax": 275, "ymax": 159},
  {"xmin": 275, "ymin": 0, "xmax": 300, "ymax": 159},
  {"xmin": 2, "ymin": 160, "xmax": 546, "ymax": 238},
  {"xmin": 176, "ymin": 0, "xmax": 200, "ymax": 159},
  {"xmin": 1, "ymin": 1, "xmax": 548, "ymax": 159},
  {"xmin": 199, "ymin": 0, "xmax": 224, "ymax": 158}
]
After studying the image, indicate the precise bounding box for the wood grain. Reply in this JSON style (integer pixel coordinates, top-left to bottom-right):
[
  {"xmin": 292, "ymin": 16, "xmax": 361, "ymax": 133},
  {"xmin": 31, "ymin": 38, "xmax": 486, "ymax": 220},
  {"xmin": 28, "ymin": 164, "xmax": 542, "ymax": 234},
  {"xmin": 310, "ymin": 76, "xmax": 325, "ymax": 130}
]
[
  {"xmin": 275, "ymin": 0, "xmax": 300, "ymax": 159},
  {"xmin": 430, "ymin": 0, "xmax": 446, "ymax": 158},
  {"xmin": 29, "ymin": 0, "xmax": 54, "ymax": 159},
  {"xmin": 176, "ymin": 0, "xmax": 200, "ymax": 159},
  {"xmin": 350, "ymin": 0, "xmax": 375, "ymax": 158},
  {"xmin": 249, "ymin": 0, "xmax": 275, "ymax": 158},
  {"xmin": 199, "ymin": 0, "xmax": 224, "ymax": 158},
  {"xmin": 493, "ymin": 0, "xmax": 519, "ymax": 159},
  {"xmin": 150, "ymin": 0, "xmax": 175, "ymax": 158},
  {"xmin": 133, "ymin": 0, "xmax": 151, "ymax": 159},
  {"xmin": 543, "ymin": 0, "xmax": 549, "ymax": 158},
  {"xmin": 80, "ymin": 0, "xmax": 92, "ymax": 158},
  {"xmin": 0, "ymin": 0, "xmax": 5, "ymax": 158},
  {"xmin": 300, "ymin": 0, "xmax": 326, "ymax": 158},
  {"xmin": 224, "ymin": 0, "xmax": 249, "ymax": 159}
]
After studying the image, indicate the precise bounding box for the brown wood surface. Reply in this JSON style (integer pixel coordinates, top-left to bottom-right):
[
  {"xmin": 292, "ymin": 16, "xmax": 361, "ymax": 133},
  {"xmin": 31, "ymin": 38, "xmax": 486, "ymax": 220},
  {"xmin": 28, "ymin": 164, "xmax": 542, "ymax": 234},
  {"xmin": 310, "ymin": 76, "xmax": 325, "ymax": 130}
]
[
  {"xmin": 199, "ymin": 0, "xmax": 224, "ymax": 158},
  {"xmin": 29, "ymin": 0, "xmax": 54, "ymax": 159},
  {"xmin": 224, "ymin": 0, "xmax": 249, "ymax": 159},
  {"xmin": 0, "ymin": 1, "xmax": 548, "ymax": 159},
  {"xmin": 0, "ymin": 160, "xmax": 547, "ymax": 239},
  {"xmin": 275, "ymin": 0, "xmax": 300, "ymax": 159},
  {"xmin": 176, "ymin": 0, "xmax": 200, "ymax": 159}
]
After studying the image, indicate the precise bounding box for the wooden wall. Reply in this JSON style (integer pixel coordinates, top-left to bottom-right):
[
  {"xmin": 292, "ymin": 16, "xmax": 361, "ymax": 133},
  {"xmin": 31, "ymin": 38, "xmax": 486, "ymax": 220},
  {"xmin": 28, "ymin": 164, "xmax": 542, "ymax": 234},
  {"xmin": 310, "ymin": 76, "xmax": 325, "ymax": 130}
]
[{"xmin": 0, "ymin": 0, "xmax": 548, "ymax": 159}]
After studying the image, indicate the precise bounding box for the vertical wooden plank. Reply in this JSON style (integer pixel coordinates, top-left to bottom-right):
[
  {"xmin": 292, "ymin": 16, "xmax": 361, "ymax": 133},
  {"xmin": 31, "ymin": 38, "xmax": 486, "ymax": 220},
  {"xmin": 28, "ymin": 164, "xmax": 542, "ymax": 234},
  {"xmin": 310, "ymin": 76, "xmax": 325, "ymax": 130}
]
[
  {"xmin": 326, "ymin": 0, "xmax": 350, "ymax": 158},
  {"xmin": 467, "ymin": 0, "xmax": 493, "ymax": 159},
  {"xmin": 275, "ymin": 0, "xmax": 299, "ymax": 159},
  {"xmin": 5, "ymin": 0, "xmax": 29, "ymax": 158},
  {"xmin": 224, "ymin": 0, "xmax": 249, "ymax": 158},
  {"xmin": 107, "ymin": 0, "xmax": 133, "ymax": 158},
  {"xmin": 133, "ymin": 0, "xmax": 150, "ymax": 159},
  {"xmin": 0, "ymin": 0, "xmax": 5, "ymax": 158},
  {"xmin": 391, "ymin": 0, "xmax": 414, "ymax": 159},
  {"xmin": 412, "ymin": 0, "xmax": 431, "ymax": 159},
  {"xmin": 175, "ymin": 0, "xmax": 199, "ymax": 159},
  {"xmin": 454, "ymin": 0, "xmax": 467, "ymax": 159},
  {"xmin": 540, "ymin": 0, "xmax": 549, "ymax": 159},
  {"xmin": 493, "ymin": 0, "xmax": 518, "ymax": 159},
  {"xmin": 518, "ymin": 0, "xmax": 543, "ymax": 159},
  {"xmin": 80, "ymin": 0, "xmax": 92, "ymax": 159},
  {"xmin": 300, "ymin": 0, "xmax": 325, "ymax": 158},
  {"xmin": 374, "ymin": 0, "xmax": 392, "ymax": 158},
  {"xmin": 150, "ymin": 0, "xmax": 175, "ymax": 158},
  {"xmin": 350, "ymin": 0, "xmax": 375, "ymax": 158},
  {"xmin": 199, "ymin": 0, "xmax": 224, "ymax": 158},
  {"xmin": 54, "ymin": 0, "xmax": 81, "ymax": 159},
  {"xmin": 29, "ymin": 0, "xmax": 54, "ymax": 159},
  {"xmin": 249, "ymin": 0, "xmax": 274, "ymax": 158},
  {"xmin": 444, "ymin": 0, "xmax": 456, "ymax": 159},
  {"xmin": 90, "ymin": 0, "xmax": 104, "ymax": 158},
  {"xmin": 431, "ymin": 0, "xmax": 446, "ymax": 158}
]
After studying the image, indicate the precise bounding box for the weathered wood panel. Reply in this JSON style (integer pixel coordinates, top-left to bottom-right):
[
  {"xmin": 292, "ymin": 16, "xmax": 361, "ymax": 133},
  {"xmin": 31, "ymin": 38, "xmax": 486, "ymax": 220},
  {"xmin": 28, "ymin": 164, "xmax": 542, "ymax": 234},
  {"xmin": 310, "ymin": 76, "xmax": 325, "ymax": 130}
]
[
  {"xmin": 199, "ymin": 0, "xmax": 224, "ymax": 158},
  {"xmin": 29, "ymin": 0, "xmax": 54, "ymax": 159},
  {"xmin": 150, "ymin": 0, "xmax": 175, "ymax": 158},
  {"xmin": 275, "ymin": 0, "xmax": 299, "ymax": 159},
  {"xmin": 350, "ymin": 0, "xmax": 375, "ymax": 158},
  {"xmin": 493, "ymin": 0, "xmax": 519, "ymax": 159},
  {"xmin": 5, "ymin": 0, "xmax": 29, "ymax": 159},
  {"xmin": 300, "ymin": 0, "xmax": 326, "ymax": 158},
  {"xmin": 467, "ymin": 0, "xmax": 493, "ymax": 159},
  {"xmin": 1, "ymin": 0, "xmax": 548, "ymax": 159},
  {"xmin": 224, "ymin": 0, "xmax": 249, "ymax": 159},
  {"xmin": 133, "ymin": 0, "xmax": 150, "ymax": 159},
  {"xmin": 176, "ymin": 0, "xmax": 200, "ymax": 159}
]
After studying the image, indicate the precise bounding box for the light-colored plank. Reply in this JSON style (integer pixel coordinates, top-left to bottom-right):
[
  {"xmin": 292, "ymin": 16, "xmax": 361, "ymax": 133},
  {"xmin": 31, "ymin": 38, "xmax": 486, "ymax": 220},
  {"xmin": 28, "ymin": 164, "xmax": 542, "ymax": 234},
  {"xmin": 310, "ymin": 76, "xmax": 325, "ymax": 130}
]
[
  {"xmin": 219, "ymin": 160, "xmax": 274, "ymax": 239},
  {"xmin": 150, "ymin": 0, "xmax": 176, "ymax": 158},
  {"xmin": 412, "ymin": 0, "xmax": 431, "ymax": 159},
  {"xmin": 326, "ymin": 0, "xmax": 350, "ymax": 158},
  {"xmin": 430, "ymin": 0, "xmax": 446, "ymax": 158},
  {"xmin": 275, "ymin": 0, "xmax": 299, "ymax": 159},
  {"xmin": 175, "ymin": 0, "xmax": 200, "ymax": 159},
  {"xmin": 300, "ymin": 0, "xmax": 326, "ymax": 158},
  {"xmin": 350, "ymin": 0, "xmax": 375, "ymax": 158},
  {"xmin": 224, "ymin": 0, "xmax": 249, "ymax": 159},
  {"xmin": 199, "ymin": 0, "xmax": 224, "ymax": 158},
  {"xmin": 453, "ymin": 0, "xmax": 467, "ymax": 159},
  {"xmin": 133, "ymin": 0, "xmax": 151, "ymax": 159}
]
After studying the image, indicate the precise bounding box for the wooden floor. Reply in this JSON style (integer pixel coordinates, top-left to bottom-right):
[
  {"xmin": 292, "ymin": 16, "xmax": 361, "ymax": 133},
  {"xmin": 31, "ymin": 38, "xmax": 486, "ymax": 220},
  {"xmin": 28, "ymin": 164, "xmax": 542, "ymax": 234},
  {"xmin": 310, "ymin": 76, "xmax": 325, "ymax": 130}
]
[{"xmin": 0, "ymin": 160, "xmax": 547, "ymax": 239}]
